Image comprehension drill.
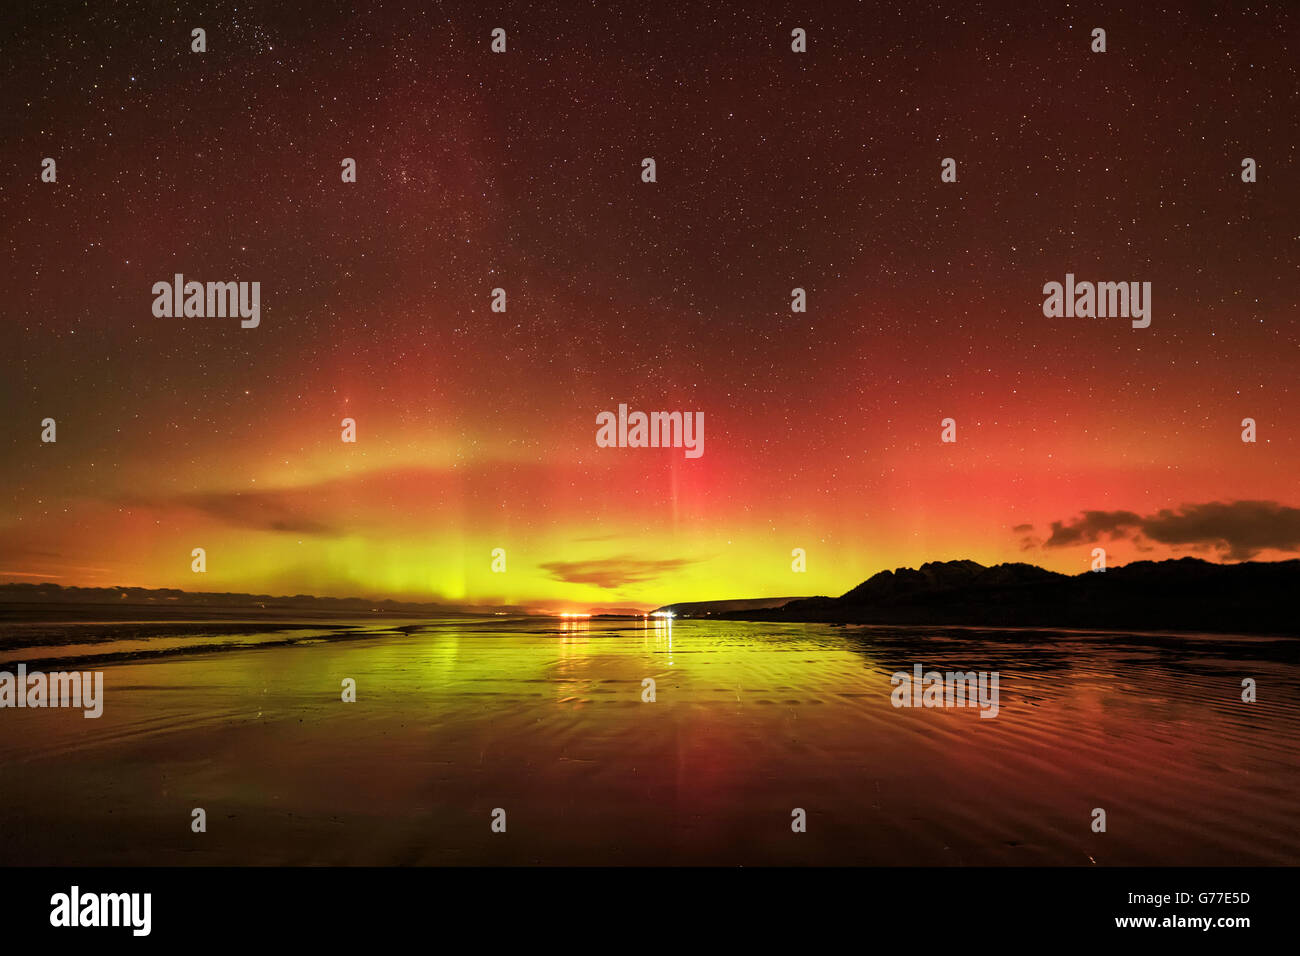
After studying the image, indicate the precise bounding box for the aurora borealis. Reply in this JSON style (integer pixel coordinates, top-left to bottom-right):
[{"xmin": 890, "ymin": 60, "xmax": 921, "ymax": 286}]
[{"xmin": 1, "ymin": 1, "xmax": 1296, "ymax": 611}]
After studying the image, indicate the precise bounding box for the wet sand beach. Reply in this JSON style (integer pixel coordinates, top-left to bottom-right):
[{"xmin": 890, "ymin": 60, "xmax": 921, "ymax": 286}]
[{"xmin": 0, "ymin": 616, "xmax": 1297, "ymax": 866}]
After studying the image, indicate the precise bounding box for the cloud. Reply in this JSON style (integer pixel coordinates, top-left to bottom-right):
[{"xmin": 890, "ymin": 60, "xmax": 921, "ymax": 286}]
[
  {"xmin": 1042, "ymin": 500, "xmax": 1300, "ymax": 561},
  {"xmin": 121, "ymin": 488, "xmax": 340, "ymax": 535},
  {"xmin": 108, "ymin": 462, "xmax": 673, "ymax": 537},
  {"xmin": 1043, "ymin": 510, "xmax": 1144, "ymax": 548},
  {"xmin": 187, "ymin": 491, "xmax": 340, "ymax": 535},
  {"xmin": 539, "ymin": 555, "xmax": 701, "ymax": 589}
]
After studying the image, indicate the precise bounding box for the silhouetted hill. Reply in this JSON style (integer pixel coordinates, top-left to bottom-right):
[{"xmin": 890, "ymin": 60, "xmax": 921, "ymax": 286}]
[
  {"xmin": 650, "ymin": 596, "xmax": 812, "ymax": 617},
  {"xmin": 719, "ymin": 558, "xmax": 1300, "ymax": 635}
]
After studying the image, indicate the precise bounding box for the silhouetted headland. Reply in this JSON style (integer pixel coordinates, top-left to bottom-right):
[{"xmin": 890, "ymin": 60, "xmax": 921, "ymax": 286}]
[{"xmin": 665, "ymin": 558, "xmax": 1300, "ymax": 636}]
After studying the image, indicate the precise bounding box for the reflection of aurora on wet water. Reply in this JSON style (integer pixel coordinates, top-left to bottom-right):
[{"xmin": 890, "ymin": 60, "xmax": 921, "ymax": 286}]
[{"xmin": 0, "ymin": 616, "xmax": 1295, "ymax": 867}]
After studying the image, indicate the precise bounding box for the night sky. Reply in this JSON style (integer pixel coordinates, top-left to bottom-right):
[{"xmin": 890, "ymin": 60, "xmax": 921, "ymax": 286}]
[{"xmin": 2, "ymin": 1, "xmax": 1297, "ymax": 609}]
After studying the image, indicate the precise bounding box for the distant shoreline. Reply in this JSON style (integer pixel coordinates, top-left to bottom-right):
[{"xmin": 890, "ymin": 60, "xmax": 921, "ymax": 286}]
[{"xmin": 6, "ymin": 556, "xmax": 1299, "ymax": 637}]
